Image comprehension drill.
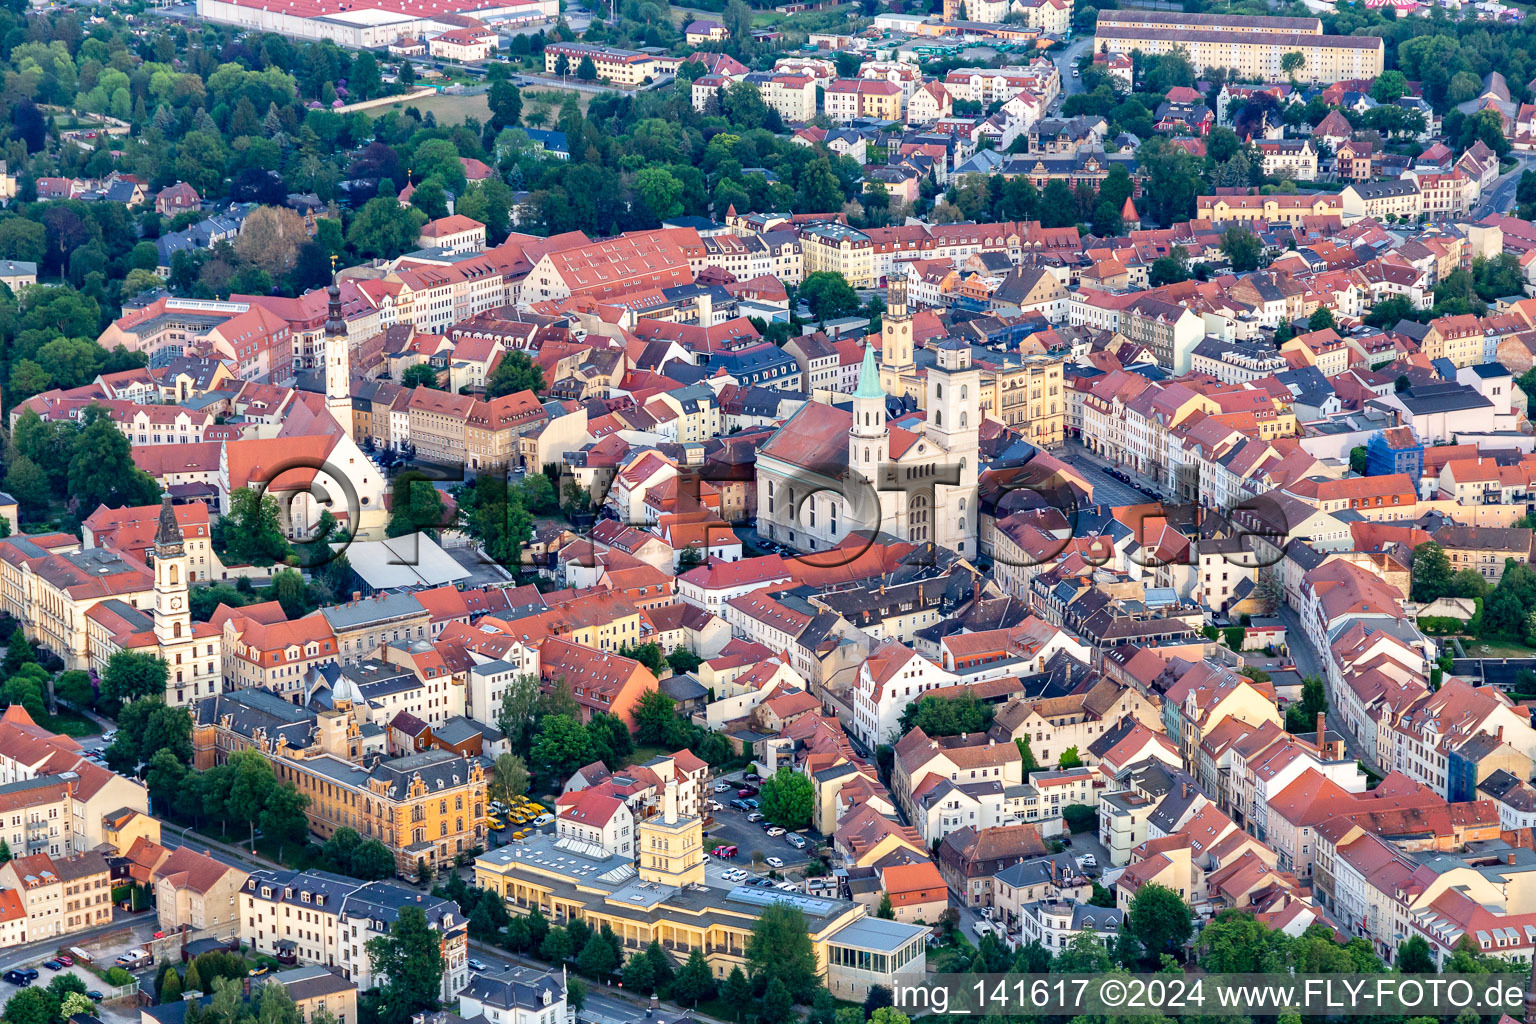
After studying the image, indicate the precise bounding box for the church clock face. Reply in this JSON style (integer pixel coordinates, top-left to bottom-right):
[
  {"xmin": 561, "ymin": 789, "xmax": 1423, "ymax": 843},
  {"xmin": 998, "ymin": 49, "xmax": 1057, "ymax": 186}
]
[{"xmin": 171, "ymin": 597, "xmax": 182, "ymax": 610}]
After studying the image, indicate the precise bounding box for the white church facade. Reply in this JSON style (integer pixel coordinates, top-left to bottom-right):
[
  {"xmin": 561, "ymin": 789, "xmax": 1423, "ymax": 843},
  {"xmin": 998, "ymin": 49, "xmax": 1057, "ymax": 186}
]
[{"xmin": 754, "ymin": 283, "xmax": 981, "ymax": 557}]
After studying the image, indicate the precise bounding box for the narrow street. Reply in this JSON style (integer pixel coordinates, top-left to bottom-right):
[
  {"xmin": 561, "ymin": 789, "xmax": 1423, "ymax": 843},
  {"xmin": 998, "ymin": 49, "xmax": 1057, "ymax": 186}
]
[{"xmin": 1268, "ymin": 602, "xmax": 1383, "ymax": 777}]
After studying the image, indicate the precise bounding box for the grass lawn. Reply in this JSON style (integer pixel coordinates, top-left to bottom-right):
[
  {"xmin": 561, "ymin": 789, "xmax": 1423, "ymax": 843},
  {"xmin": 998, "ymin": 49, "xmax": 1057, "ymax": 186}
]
[
  {"xmin": 364, "ymin": 85, "xmax": 595, "ymax": 126},
  {"xmin": 626, "ymin": 743, "xmax": 673, "ymax": 766},
  {"xmin": 44, "ymin": 708, "xmax": 99, "ymax": 737},
  {"xmin": 1463, "ymin": 639, "xmax": 1536, "ymax": 658}
]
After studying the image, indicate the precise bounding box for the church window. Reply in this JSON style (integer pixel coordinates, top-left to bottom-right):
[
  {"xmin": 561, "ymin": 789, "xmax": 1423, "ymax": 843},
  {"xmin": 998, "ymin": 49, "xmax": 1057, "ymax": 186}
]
[
  {"xmin": 174, "ymin": 622, "xmax": 183, "ymax": 639},
  {"xmin": 936, "ymin": 410, "xmax": 943, "ymax": 427},
  {"xmin": 961, "ymin": 385, "xmax": 968, "ymax": 400},
  {"xmin": 936, "ymin": 383, "xmax": 943, "ymax": 399},
  {"xmin": 961, "ymin": 413, "xmax": 968, "ymax": 428},
  {"xmin": 169, "ymin": 564, "xmax": 178, "ymax": 585}
]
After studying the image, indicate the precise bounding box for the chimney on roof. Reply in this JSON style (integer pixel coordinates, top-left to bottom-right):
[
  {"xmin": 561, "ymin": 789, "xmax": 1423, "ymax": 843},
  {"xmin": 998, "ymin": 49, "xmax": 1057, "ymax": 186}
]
[
  {"xmin": 353, "ymin": 591, "xmax": 362, "ymax": 602},
  {"xmin": 1510, "ymin": 852, "xmax": 1518, "ymax": 865},
  {"xmin": 1316, "ymin": 712, "xmax": 1325, "ymax": 752}
]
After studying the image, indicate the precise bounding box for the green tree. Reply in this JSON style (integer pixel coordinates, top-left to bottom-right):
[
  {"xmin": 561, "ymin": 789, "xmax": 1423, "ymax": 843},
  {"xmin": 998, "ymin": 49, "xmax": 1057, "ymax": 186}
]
[
  {"xmin": 348, "ymin": 197, "xmax": 427, "ymax": 260},
  {"xmin": 145, "ymin": 748, "xmax": 188, "ymax": 815},
  {"xmin": 1196, "ymin": 910, "xmax": 1289, "ymax": 972},
  {"xmin": 2, "ymin": 988, "xmax": 55, "ymax": 1024},
  {"xmin": 401, "ymin": 364, "xmax": 441, "ymax": 389},
  {"xmin": 1350, "ymin": 446, "xmax": 1368, "ymax": 476},
  {"xmin": 671, "ymin": 947, "xmax": 715, "ymax": 1005},
  {"xmin": 1308, "ymin": 306, "xmax": 1336, "ymax": 332},
  {"xmin": 799, "ymin": 271, "xmax": 859, "ymax": 323},
  {"xmin": 1280, "ymin": 51, "xmax": 1305, "ymax": 80},
  {"xmin": 489, "ymin": 752, "xmax": 530, "ymax": 808},
  {"xmin": 367, "ymin": 905, "xmax": 446, "ymax": 1024},
  {"xmin": 877, "ymin": 892, "xmax": 895, "ymax": 919},
  {"xmin": 576, "ymin": 56, "xmax": 598, "ymax": 81},
  {"xmin": 530, "ymin": 713, "xmax": 595, "ymax": 783},
  {"xmin": 759, "ymin": 766, "xmax": 813, "ymax": 831},
  {"xmin": 54, "ymin": 670, "xmax": 94, "ymax": 711},
  {"xmin": 258, "ymin": 976, "xmax": 303, "ymax": 1024},
  {"xmin": 1396, "ymin": 935, "xmax": 1436, "ymax": 973},
  {"xmin": 1015, "ymin": 734, "xmax": 1039, "ymax": 773},
  {"xmin": 577, "ymin": 930, "xmax": 619, "ymax": 979},
  {"xmin": 633, "ymin": 688, "xmax": 680, "ymax": 746},
  {"xmin": 722, "ymin": 967, "xmax": 752, "ymax": 1022},
  {"xmin": 621, "ymin": 951, "xmax": 656, "ymax": 994},
  {"xmin": 1412, "ymin": 542, "xmax": 1454, "ymax": 603},
  {"xmin": 1123, "ymin": 883, "xmax": 1194, "ymax": 966},
  {"xmin": 68, "ymin": 409, "xmax": 159, "ymax": 513},
  {"xmin": 220, "ymin": 487, "xmax": 291, "ymax": 565},
  {"xmin": 745, "ymin": 903, "xmax": 819, "ymax": 1002},
  {"xmin": 227, "ymin": 748, "xmax": 278, "ymax": 848},
  {"xmin": 489, "ymin": 79, "xmax": 523, "ymax": 130},
  {"xmin": 260, "ymin": 782, "xmax": 312, "ymax": 859},
  {"xmin": 101, "ymin": 650, "xmax": 169, "ymax": 711},
  {"xmin": 351, "ymin": 840, "xmax": 397, "ymax": 880},
  {"xmin": 485, "ymin": 351, "xmax": 546, "ymax": 399},
  {"xmin": 759, "ymin": 978, "xmax": 794, "ymax": 1024},
  {"xmin": 1220, "ymin": 226, "xmax": 1263, "ymax": 272},
  {"xmin": 1058, "ymin": 746, "xmax": 1083, "ymax": 769},
  {"xmin": 898, "ymin": 693, "xmax": 993, "ymax": 736},
  {"xmin": 388, "ymin": 471, "xmax": 448, "ymax": 537}
]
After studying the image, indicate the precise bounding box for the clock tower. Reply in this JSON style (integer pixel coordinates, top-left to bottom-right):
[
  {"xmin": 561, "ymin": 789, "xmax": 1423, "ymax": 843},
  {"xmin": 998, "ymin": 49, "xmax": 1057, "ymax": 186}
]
[{"xmin": 152, "ymin": 494, "xmax": 190, "ymax": 646}]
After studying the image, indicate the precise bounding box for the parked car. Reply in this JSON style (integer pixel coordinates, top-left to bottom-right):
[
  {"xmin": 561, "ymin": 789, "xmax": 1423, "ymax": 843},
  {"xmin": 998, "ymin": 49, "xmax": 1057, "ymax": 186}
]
[
  {"xmin": 713, "ymin": 782, "xmax": 732, "ymax": 793},
  {"xmin": 743, "ymin": 798, "xmax": 759, "ymax": 809},
  {"xmin": 468, "ymin": 959, "xmax": 488, "ymax": 972},
  {"xmin": 744, "ymin": 772, "xmax": 760, "ymax": 782},
  {"xmin": 86, "ymin": 992, "xmax": 103, "ymax": 1001},
  {"xmin": 746, "ymin": 811, "xmax": 764, "ymax": 822},
  {"xmin": 730, "ymin": 799, "xmax": 750, "ymax": 811},
  {"xmin": 1079, "ymin": 853, "xmax": 1097, "ymax": 868},
  {"xmin": 42, "ymin": 961, "xmax": 62, "ymax": 972},
  {"xmin": 737, "ymin": 787, "xmax": 757, "ymax": 798},
  {"xmin": 532, "ymin": 813, "xmax": 553, "ymax": 826},
  {"xmin": 766, "ymin": 826, "xmax": 786, "ymax": 837},
  {"xmin": 785, "ymin": 833, "xmax": 806, "ymax": 849},
  {"xmin": 55, "ymin": 957, "xmax": 72, "ymax": 968},
  {"xmin": 3, "ymin": 970, "xmax": 31, "ymax": 987},
  {"xmin": 765, "ymin": 857, "xmax": 785, "ymax": 868},
  {"xmin": 711, "ymin": 845, "xmax": 738, "ymax": 858}
]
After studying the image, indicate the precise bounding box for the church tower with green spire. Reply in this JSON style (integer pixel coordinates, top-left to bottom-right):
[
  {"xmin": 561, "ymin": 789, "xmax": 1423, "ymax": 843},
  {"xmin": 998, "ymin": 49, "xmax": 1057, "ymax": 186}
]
[{"xmin": 850, "ymin": 341, "xmax": 887, "ymax": 483}]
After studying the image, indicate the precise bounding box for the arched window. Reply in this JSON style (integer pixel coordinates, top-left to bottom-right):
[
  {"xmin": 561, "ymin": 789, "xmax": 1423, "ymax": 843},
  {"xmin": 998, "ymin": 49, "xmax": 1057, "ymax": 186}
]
[
  {"xmin": 936, "ymin": 410, "xmax": 943, "ymax": 427},
  {"xmin": 961, "ymin": 413, "xmax": 968, "ymax": 428},
  {"xmin": 961, "ymin": 385, "xmax": 968, "ymax": 400},
  {"xmin": 169, "ymin": 564, "xmax": 179, "ymax": 585},
  {"xmin": 936, "ymin": 383, "xmax": 943, "ymax": 400}
]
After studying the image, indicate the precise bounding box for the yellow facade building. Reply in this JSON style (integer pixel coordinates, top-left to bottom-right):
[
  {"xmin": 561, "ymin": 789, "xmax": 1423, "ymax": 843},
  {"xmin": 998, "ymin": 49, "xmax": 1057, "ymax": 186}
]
[
  {"xmin": 1094, "ymin": 11, "xmax": 1383, "ymax": 84},
  {"xmin": 272, "ymin": 747, "xmax": 487, "ymax": 876}
]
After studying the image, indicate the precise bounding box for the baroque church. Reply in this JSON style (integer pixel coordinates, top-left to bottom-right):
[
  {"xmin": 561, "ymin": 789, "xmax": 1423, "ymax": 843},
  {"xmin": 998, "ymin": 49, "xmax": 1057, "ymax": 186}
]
[{"xmin": 755, "ymin": 282, "xmax": 981, "ymax": 556}]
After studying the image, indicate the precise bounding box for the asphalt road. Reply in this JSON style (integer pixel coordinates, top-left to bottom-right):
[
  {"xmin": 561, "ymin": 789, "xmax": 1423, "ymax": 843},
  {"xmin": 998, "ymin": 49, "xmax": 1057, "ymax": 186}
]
[
  {"xmin": 1056, "ymin": 36, "xmax": 1092, "ymax": 98},
  {"xmin": 1470, "ymin": 153, "xmax": 1534, "ymax": 221}
]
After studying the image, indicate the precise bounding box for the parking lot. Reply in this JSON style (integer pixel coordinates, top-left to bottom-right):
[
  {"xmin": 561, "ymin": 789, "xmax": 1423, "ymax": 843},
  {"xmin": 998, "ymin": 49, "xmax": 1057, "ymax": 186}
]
[
  {"xmin": 1057, "ymin": 442, "xmax": 1163, "ymax": 508},
  {"xmin": 702, "ymin": 771, "xmax": 822, "ymax": 874}
]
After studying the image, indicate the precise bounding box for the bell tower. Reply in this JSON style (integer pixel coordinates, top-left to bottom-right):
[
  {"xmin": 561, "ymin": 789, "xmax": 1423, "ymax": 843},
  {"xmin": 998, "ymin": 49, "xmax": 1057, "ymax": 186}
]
[
  {"xmin": 325, "ymin": 262, "xmax": 354, "ymax": 439},
  {"xmin": 152, "ymin": 495, "xmax": 190, "ymax": 646},
  {"xmin": 880, "ymin": 278, "xmax": 915, "ymax": 395},
  {"xmin": 850, "ymin": 341, "xmax": 888, "ymax": 483}
]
